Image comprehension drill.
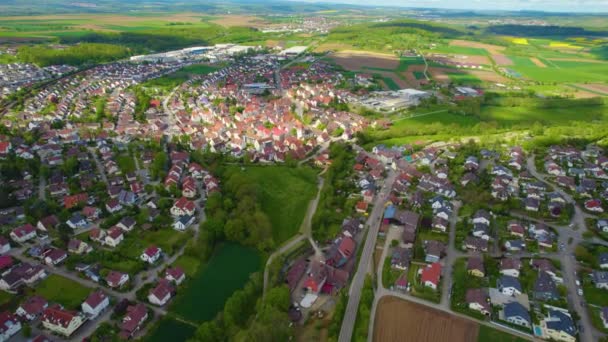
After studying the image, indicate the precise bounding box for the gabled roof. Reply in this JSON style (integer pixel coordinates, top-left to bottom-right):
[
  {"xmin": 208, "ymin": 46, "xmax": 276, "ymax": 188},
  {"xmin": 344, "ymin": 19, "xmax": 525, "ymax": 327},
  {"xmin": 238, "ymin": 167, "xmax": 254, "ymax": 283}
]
[
  {"xmin": 84, "ymin": 290, "xmax": 107, "ymax": 309},
  {"xmin": 42, "ymin": 306, "xmax": 78, "ymax": 328},
  {"xmin": 421, "ymin": 262, "xmax": 441, "ymax": 285}
]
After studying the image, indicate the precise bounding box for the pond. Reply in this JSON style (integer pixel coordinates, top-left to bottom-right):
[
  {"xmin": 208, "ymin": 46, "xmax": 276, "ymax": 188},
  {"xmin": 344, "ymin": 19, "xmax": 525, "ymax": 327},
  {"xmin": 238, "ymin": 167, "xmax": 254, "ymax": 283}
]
[{"xmin": 170, "ymin": 243, "xmax": 261, "ymax": 323}]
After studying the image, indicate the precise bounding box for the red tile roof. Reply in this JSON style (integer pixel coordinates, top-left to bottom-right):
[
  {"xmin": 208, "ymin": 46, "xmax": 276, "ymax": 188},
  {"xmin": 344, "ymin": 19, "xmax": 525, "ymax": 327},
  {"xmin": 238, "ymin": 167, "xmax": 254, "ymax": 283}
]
[{"xmin": 421, "ymin": 262, "xmax": 442, "ymax": 286}]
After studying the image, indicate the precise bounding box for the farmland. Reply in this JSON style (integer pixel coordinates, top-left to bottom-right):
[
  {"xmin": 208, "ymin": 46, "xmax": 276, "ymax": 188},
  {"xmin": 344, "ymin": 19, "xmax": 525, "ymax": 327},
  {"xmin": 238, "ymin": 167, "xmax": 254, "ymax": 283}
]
[
  {"xmin": 222, "ymin": 165, "xmax": 318, "ymax": 244},
  {"xmin": 373, "ymin": 296, "xmax": 479, "ymax": 342},
  {"xmin": 170, "ymin": 243, "xmax": 261, "ymax": 323}
]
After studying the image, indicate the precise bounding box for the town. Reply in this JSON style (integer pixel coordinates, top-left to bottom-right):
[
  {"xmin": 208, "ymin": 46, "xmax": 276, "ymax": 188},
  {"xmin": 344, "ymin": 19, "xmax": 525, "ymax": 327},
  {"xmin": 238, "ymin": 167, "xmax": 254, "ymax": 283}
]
[{"xmin": 0, "ymin": 3, "xmax": 608, "ymax": 342}]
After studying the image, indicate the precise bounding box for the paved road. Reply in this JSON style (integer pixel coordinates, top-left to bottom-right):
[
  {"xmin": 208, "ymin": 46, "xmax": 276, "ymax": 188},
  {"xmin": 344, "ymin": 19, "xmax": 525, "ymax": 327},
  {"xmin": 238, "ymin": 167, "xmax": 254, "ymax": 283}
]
[
  {"xmin": 440, "ymin": 201, "xmax": 463, "ymax": 309},
  {"xmin": 338, "ymin": 170, "xmax": 397, "ymax": 342},
  {"xmin": 88, "ymin": 147, "xmax": 110, "ymax": 187},
  {"xmin": 526, "ymin": 155, "xmax": 598, "ymax": 342}
]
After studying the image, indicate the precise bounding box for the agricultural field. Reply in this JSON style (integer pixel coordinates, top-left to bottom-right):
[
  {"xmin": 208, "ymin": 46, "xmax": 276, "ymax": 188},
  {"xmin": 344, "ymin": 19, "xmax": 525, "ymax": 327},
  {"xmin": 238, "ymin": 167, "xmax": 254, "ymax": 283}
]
[
  {"xmin": 223, "ymin": 165, "xmax": 318, "ymax": 243},
  {"xmin": 170, "ymin": 243, "xmax": 261, "ymax": 323},
  {"xmin": 330, "ymin": 50, "xmax": 399, "ymax": 71},
  {"xmin": 447, "ymin": 72, "xmax": 482, "ymax": 85},
  {"xmin": 373, "ymin": 296, "xmax": 479, "ymax": 342}
]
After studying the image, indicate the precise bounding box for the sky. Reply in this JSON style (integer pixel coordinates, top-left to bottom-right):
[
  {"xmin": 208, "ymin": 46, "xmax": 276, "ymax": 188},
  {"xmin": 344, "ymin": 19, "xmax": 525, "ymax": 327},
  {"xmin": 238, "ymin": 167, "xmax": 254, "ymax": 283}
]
[{"xmin": 295, "ymin": 0, "xmax": 608, "ymax": 13}]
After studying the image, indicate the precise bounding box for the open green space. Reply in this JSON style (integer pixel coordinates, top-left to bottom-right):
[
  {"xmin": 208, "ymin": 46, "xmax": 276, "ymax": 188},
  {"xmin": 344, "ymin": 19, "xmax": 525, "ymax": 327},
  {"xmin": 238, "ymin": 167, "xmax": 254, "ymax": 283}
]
[
  {"xmin": 413, "ymin": 71, "xmax": 426, "ymax": 80},
  {"xmin": 382, "ymin": 76, "xmax": 401, "ymax": 90},
  {"xmin": 147, "ymin": 317, "xmax": 196, "ymax": 342},
  {"xmin": 170, "ymin": 243, "xmax": 261, "ymax": 323},
  {"xmin": 173, "ymin": 255, "xmax": 201, "ymax": 277},
  {"xmin": 477, "ymin": 325, "xmax": 528, "ymax": 342},
  {"xmin": 223, "ymin": 165, "xmax": 317, "ymax": 244},
  {"xmin": 141, "ymin": 64, "xmax": 219, "ymax": 90},
  {"xmin": 397, "ymin": 57, "xmax": 426, "ymax": 72},
  {"xmin": 31, "ymin": 274, "xmax": 90, "ymax": 310},
  {"xmin": 447, "ymin": 72, "xmax": 482, "ymax": 85}
]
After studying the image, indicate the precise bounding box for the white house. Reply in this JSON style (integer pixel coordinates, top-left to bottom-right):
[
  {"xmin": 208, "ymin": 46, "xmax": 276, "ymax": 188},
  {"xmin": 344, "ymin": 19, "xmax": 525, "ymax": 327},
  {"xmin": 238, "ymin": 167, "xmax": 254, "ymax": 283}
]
[
  {"xmin": 41, "ymin": 307, "xmax": 84, "ymax": 337},
  {"xmin": 104, "ymin": 227, "xmax": 124, "ymax": 248},
  {"xmin": 0, "ymin": 237, "xmax": 10, "ymax": 255},
  {"xmin": 0, "ymin": 311, "xmax": 21, "ymax": 341},
  {"xmin": 10, "ymin": 224, "xmax": 37, "ymax": 243},
  {"xmin": 165, "ymin": 267, "xmax": 186, "ymax": 285},
  {"xmin": 172, "ymin": 215, "xmax": 195, "ymax": 231},
  {"xmin": 140, "ymin": 246, "xmax": 162, "ymax": 264},
  {"xmin": 81, "ymin": 290, "xmax": 110, "ymax": 319},
  {"xmin": 148, "ymin": 280, "xmax": 174, "ymax": 306}
]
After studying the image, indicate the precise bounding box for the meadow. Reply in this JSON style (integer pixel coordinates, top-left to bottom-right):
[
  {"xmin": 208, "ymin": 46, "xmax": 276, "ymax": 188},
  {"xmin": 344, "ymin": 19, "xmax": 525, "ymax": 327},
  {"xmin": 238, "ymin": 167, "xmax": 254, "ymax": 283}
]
[
  {"xmin": 170, "ymin": 243, "xmax": 261, "ymax": 323},
  {"xmin": 30, "ymin": 274, "xmax": 90, "ymax": 310},
  {"xmin": 223, "ymin": 165, "xmax": 318, "ymax": 244},
  {"xmin": 141, "ymin": 64, "xmax": 219, "ymax": 90}
]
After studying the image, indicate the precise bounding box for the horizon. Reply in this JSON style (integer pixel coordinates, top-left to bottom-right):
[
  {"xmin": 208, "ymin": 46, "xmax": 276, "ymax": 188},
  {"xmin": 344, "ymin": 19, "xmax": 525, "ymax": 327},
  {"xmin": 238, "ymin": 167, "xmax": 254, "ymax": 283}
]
[{"xmin": 288, "ymin": 0, "xmax": 608, "ymax": 13}]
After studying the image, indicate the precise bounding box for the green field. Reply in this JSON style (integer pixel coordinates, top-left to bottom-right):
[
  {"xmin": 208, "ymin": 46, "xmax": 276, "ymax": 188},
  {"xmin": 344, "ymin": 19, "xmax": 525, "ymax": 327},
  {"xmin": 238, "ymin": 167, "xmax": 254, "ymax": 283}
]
[
  {"xmin": 142, "ymin": 64, "xmax": 219, "ymax": 89},
  {"xmin": 382, "ymin": 76, "xmax": 401, "ymax": 90},
  {"xmin": 447, "ymin": 72, "xmax": 482, "ymax": 85},
  {"xmin": 413, "ymin": 71, "xmax": 426, "ymax": 80},
  {"xmin": 173, "ymin": 255, "xmax": 201, "ymax": 277},
  {"xmin": 147, "ymin": 317, "xmax": 196, "ymax": 342},
  {"xmin": 170, "ymin": 243, "xmax": 261, "ymax": 323},
  {"xmin": 477, "ymin": 325, "xmax": 528, "ymax": 342},
  {"xmin": 224, "ymin": 165, "xmax": 317, "ymax": 243},
  {"xmin": 396, "ymin": 57, "xmax": 425, "ymax": 72},
  {"xmin": 480, "ymin": 100, "xmax": 607, "ymax": 125},
  {"xmin": 32, "ymin": 274, "xmax": 91, "ymax": 310},
  {"xmin": 508, "ymin": 56, "xmax": 608, "ymax": 83}
]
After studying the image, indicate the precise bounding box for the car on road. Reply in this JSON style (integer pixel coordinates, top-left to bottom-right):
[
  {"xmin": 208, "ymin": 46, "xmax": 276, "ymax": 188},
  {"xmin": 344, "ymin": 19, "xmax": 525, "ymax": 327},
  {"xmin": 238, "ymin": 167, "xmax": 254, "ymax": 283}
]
[
  {"xmin": 576, "ymin": 280, "xmax": 580, "ymax": 286},
  {"xmin": 578, "ymin": 288, "xmax": 583, "ymax": 296}
]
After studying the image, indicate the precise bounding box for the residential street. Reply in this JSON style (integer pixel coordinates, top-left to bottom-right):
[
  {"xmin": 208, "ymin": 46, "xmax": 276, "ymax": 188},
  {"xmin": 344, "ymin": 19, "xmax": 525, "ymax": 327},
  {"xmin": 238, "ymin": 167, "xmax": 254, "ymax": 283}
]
[
  {"xmin": 338, "ymin": 169, "xmax": 397, "ymax": 342},
  {"xmin": 345, "ymin": 151, "xmax": 604, "ymax": 342}
]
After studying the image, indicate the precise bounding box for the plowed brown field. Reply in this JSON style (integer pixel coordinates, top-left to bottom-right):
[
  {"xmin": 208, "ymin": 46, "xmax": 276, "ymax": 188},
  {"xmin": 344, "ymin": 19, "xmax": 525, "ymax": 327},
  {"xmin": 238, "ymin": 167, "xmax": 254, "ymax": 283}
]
[{"xmin": 373, "ymin": 296, "xmax": 479, "ymax": 342}]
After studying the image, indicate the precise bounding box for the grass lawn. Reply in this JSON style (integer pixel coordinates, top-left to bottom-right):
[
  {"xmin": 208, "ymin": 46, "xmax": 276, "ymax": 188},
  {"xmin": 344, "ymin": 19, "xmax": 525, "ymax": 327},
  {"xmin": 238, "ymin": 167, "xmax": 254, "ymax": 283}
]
[
  {"xmin": 170, "ymin": 243, "xmax": 260, "ymax": 322},
  {"xmin": 0, "ymin": 291, "xmax": 13, "ymax": 306},
  {"xmin": 477, "ymin": 325, "xmax": 528, "ymax": 342},
  {"xmin": 589, "ymin": 306, "xmax": 608, "ymax": 334},
  {"xmin": 480, "ymin": 101, "xmax": 607, "ymax": 126},
  {"xmin": 33, "ymin": 274, "xmax": 91, "ymax": 310},
  {"xmin": 224, "ymin": 165, "xmax": 318, "ymax": 244},
  {"xmin": 116, "ymin": 229, "xmax": 192, "ymax": 261},
  {"xmin": 146, "ymin": 317, "xmax": 196, "ymax": 342},
  {"xmin": 142, "ymin": 64, "xmax": 219, "ymax": 90},
  {"xmin": 447, "ymin": 72, "xmax": 482, "ymax": 85},
  {"xmin": 582, "ymin": 277, "xmax": 608, "ymax": 307},
  {"xmin": 173, "ymin": 255, "xmax": 201, "ymax": 277}
]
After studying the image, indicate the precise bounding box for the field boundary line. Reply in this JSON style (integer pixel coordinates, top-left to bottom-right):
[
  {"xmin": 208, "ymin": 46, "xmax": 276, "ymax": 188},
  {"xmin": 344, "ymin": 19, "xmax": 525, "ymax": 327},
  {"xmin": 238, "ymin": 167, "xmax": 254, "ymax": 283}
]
[{"xmin": 391, "ymin": 109, "xmax": 449, "ymax": 123}]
